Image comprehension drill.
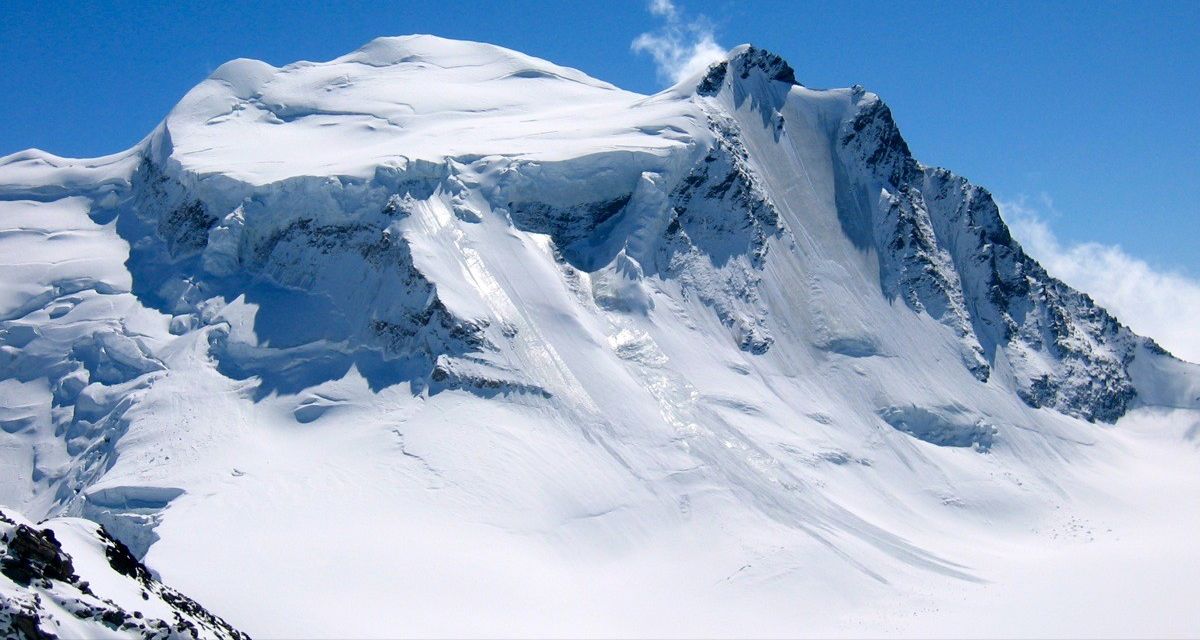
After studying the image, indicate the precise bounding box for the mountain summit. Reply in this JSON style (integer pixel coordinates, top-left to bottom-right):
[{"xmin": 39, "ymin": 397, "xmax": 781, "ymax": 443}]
[{"xmin": 1, "ymin": 37, "xmax": 1197, "ymax": 637}]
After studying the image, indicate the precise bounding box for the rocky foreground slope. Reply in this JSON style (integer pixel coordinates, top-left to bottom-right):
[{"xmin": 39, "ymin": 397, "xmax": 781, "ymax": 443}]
[
  {"xmin": 1, "ymin": 36, "xmax": 1197, "ymax": 636},
  {"xmin": 0, "ymin": 506, "xmax": 246, "ymax": 639}
]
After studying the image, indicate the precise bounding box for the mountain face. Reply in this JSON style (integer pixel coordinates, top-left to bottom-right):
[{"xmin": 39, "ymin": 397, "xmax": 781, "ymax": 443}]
[{"xmin": 1, "ymin": 36, "xmax": 1198, "ymax": 637}]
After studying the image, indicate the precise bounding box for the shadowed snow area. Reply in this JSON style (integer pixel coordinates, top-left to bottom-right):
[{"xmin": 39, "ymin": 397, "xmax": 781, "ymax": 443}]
[{"xmin": 1, "ymin": 35, "xmax": 1198, "ymax": 637}]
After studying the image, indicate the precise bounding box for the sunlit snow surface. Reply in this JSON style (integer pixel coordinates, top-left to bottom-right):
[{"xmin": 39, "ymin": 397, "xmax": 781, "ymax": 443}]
[{"xmin": 1, "ymin": 36, "xmax": 1198, "ymax": 637}]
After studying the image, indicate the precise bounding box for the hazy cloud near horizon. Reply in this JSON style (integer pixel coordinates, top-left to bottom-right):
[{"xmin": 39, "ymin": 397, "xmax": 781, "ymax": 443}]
[
  {"xmin": 1001, "ymin": 197, "xmax": 1200, "ymax": 364},
  {"xmin": 631, "ymin": 0, "xmax": 726, "ymax": 85}
]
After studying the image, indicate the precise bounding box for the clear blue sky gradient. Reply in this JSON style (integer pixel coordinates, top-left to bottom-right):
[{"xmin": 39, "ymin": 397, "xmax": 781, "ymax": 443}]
[{"xmin": 2, "ymin": 0, "xmax": 1197, "ymax": 274}]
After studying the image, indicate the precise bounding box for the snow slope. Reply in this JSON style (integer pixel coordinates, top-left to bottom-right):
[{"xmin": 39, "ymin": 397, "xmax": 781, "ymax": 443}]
[{"xmin": 1, "ymin": 35, "xmax": 1198, "ymax": 637}]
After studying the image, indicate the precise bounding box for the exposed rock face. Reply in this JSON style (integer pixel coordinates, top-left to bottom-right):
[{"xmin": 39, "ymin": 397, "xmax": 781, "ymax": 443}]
[
  {"xmin": 0, "ymin": 507, "xmax": 248, "ymax": 640},
  {"xmin": 917, "ymin": 167, "xmax": 1140, "ymax": 422},
  {"xmin": 836, "ymin": 86, "xmax": 1145, "ymax": 421},
  {"xmin": 660, "ymin": 107, "xmax": 782, "ymax": 354},
  {"xmin": 1, "ymin": 523, "xmax": 77, "ymax": 588}
]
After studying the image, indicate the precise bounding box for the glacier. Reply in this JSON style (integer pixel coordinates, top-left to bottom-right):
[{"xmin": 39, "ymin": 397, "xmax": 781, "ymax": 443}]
[{"xmin": 1, "ymin": 35, "xmax": 1198, "ymax": 637}]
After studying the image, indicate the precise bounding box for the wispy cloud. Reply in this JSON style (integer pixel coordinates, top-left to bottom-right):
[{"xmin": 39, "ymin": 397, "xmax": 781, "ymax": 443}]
[
  {"xmin": 632, "ymin": 0, "xmax": 727, "ymax": 85},
  {"xmin": 1000, "ymin": 196, "xmax": 1200, "ymax": 363}
]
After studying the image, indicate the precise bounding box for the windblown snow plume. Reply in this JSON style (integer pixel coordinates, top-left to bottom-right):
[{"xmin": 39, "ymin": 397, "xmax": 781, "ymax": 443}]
[
  {"xmin": 632, "ymin": 0, "xmax": 726, "ymax": 83},
  {"xmin": 1, "ymin": 35, "xmax": 1198, "ymax": 638}
]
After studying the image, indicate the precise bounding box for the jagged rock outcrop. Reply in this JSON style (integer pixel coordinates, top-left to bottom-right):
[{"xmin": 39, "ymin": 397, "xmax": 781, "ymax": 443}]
[{"xmin": 0, "ymin": 507, "xmax": 247, "ymax": 640}]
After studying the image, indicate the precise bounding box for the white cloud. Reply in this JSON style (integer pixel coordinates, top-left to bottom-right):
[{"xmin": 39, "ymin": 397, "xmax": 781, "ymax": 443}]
[
  {"xmin": 648, "ymin": 0, "xmax": 677, "ymax": 18},
  {"xmin": 1000, "ymin": 197, "xmax": 1200, "ymax": 363},
  {"xmin": 632, "ymin": 0, "xmax": 727, "ymax": 85}
]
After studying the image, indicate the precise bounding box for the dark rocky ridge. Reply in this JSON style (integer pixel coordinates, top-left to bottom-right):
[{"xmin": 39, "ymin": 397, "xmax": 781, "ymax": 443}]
[{"xmin": 0, "ymin": 508, "xmax": 249, "ymax": 639}]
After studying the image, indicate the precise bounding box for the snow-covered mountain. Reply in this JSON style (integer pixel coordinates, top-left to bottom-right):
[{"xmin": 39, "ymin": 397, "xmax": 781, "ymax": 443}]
[{"xmin": 1, "ymin": 35, "xmax": 1198, "ymax": 637}]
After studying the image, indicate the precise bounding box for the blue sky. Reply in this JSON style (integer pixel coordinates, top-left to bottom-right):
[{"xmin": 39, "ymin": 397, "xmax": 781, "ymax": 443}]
[{"xmin": 2, "ymin": 0, "xmax": 1197, "ymax": 281}]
